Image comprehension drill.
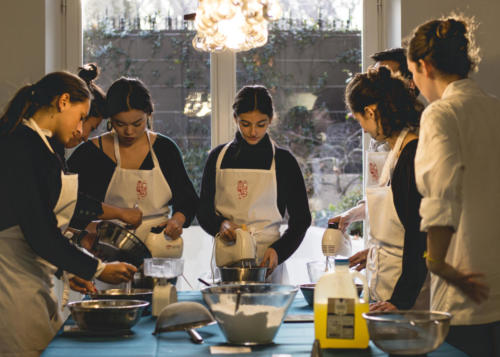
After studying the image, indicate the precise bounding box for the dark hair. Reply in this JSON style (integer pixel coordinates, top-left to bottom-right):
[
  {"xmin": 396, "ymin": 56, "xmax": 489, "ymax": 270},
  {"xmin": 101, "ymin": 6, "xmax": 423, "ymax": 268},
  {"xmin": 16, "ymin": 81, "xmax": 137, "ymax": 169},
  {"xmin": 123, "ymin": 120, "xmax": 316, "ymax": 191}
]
[
  {"xmin": 371, "ymin": 47, "xmax": 412, "ymax": 80},
  {"xmin": 78, "ymin": 63, "xmax": 107, "ymax": 119},
  {"xmin": 232, "ymin": 85, "xmax": 274, "ymax": 119},
  {"xmin": 106, "ymin": 77, "xmax": 153, "ymax": 118},
  {"xmin": 345, "ymin": 66, "xmax": 423, "ymax": 139},
  {"xmin": 0, "ymin": 72, "xmax": 90, "ymax": 136},
  {"xmin": 407, "ymin": 15, "xmax": 480, "ymax": 77}
]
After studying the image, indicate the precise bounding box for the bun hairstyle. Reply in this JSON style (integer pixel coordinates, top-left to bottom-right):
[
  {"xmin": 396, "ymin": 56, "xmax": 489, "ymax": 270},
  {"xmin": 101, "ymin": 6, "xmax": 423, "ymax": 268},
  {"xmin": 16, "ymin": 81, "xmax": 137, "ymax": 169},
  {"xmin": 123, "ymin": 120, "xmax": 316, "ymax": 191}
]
[
  {"xmin": 78, "ymin": 63, "xmax": 107, "ymax": 119},
  {"xmin": 345, "ymin": 66, "xmax": 423, "ymax": 139},
  {"xmin": 232, "ymin": 85, "xmax": 274, "ymax": 120},
  {"xmin": 0, "ymin": 72, "xmax": 90, "ymax": 136},
  {"xmin": 407, "ymin": 15, "xmax": 480, "ymax": 77}
]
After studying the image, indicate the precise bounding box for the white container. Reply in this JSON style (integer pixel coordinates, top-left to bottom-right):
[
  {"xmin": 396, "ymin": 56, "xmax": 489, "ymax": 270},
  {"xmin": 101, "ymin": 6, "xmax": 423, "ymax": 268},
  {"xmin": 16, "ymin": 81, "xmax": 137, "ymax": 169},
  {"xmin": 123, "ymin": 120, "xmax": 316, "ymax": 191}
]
[
  {"xmin": 314, "ymin": 258, "xmax": 369, "ymax": 349},
  {"xmin": 143, "ymin": 258, "xmax": 184, "ymax": 279}
]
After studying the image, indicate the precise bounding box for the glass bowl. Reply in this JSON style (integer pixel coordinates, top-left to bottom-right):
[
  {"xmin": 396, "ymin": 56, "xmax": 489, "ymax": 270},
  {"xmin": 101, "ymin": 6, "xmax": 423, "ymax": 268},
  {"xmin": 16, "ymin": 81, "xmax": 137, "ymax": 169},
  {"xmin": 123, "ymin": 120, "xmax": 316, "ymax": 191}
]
[
  {"xmin": 202, "ymin": 283, "xmax": 298, "ymax": 345},
  {"xmin": 362, "ymin": 311, "xmax": 452, "ymax": 355}
]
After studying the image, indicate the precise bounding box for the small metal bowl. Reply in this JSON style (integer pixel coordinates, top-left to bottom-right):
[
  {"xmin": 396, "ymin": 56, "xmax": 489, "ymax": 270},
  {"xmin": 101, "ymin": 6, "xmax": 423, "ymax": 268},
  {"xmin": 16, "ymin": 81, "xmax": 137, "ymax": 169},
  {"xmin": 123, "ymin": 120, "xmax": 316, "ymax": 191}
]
[
  {"xmin": 68, "ymin": 299, "xmax": 150, "ymax": 331},
  {"xmin": 219, "ymin": 266, "xmax": 267, "ymax": 283},
  {"xmin": 362, "ymin": 311, "xmax": 452, "ymax": 355},
  {"xmin": 300, "ymin": 283, "xmax": 363, "ymax": 307},
  {"xmin": 96, "ymin": 221, "xmax": 152, "ymax": 267}
]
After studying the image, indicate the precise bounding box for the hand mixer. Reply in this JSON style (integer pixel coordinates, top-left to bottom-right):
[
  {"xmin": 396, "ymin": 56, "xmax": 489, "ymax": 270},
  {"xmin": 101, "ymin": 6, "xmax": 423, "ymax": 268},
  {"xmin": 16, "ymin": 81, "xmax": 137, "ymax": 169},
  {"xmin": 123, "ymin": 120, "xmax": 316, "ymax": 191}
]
[
  {"xmin": 214, "ymin": 225, "xmax": 257, "ymax": 268},
  {"xmin": 322, "ymin": 222, "xmax": 349, "ymax": 272}
]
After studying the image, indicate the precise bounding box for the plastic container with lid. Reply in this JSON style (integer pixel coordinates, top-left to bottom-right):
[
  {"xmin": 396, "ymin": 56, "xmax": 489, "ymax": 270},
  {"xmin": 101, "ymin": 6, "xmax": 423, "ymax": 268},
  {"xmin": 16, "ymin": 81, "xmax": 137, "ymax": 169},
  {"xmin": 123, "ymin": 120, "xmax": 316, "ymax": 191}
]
[{"xmin": 314, "ymin": 258, "xmax": 369, "ymax": 349}]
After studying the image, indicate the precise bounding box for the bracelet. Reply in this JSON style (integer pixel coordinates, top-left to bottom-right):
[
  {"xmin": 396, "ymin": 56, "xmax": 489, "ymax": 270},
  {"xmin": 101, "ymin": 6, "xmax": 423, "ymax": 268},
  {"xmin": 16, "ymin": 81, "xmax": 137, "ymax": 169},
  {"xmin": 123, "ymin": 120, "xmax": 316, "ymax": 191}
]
[{"xmin": 423, "ymin": 251, "xmax": 444, "ymax": 263}]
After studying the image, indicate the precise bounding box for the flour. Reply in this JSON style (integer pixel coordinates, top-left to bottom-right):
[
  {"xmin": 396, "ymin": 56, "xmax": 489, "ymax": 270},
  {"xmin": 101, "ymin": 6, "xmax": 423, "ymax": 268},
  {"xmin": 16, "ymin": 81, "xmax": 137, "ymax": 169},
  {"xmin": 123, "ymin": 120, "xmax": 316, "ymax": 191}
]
[{"xmin": 210, "ymin": 303, "xmax": 286, "ymax": 344}]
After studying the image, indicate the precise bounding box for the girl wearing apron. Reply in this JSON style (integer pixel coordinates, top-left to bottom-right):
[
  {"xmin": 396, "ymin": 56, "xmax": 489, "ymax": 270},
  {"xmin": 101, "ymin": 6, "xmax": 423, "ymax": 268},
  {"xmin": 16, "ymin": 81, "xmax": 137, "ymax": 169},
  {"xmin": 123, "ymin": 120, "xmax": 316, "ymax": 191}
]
[
  {"xmin": 331, "ymin": 66, "xmax": 429, "ymax": 311},
  {"xmin": 0, "ymin": 72, "xmax": 136, "ymax": 356},
  {"xmin": 67, "ymin": 77, "xmax": 198, "ymax": 244},
  {"xmin": 198, "ymin": 85, "xmax": 312, "ymax": 283}
]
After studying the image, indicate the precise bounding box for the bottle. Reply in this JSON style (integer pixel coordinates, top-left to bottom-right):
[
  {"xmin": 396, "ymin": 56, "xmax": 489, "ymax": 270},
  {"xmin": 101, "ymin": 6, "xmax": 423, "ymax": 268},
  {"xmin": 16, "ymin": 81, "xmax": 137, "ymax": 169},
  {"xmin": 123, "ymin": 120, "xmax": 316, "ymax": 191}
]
[{"xmin": 314, "ymin": 258, "xmax": 369, "ymax": 349}]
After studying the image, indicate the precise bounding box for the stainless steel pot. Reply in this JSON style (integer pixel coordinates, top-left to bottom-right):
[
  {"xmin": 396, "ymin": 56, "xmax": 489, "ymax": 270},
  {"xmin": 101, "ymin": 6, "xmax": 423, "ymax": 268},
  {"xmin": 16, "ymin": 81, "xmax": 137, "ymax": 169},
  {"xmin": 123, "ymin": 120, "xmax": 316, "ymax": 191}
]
[
  {"xmin": 96, "ymin": 221, "xmax": 152, "ymax": 267},
  {"xmin": 219, "ymin": 266, "xmax": 267, "ymax": 283}
]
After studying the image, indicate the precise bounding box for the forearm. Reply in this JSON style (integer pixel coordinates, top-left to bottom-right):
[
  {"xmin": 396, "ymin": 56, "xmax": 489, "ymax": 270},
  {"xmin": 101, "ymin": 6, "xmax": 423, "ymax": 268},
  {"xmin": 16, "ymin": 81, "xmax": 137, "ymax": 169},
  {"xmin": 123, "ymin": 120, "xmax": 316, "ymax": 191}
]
[
  {"xmin": 98, "ymin": 202, "xmax": 124, "ymax": 221},
  {"xmin": 425, "ymin": 226, "xmax": 461, "ymax": 283}
]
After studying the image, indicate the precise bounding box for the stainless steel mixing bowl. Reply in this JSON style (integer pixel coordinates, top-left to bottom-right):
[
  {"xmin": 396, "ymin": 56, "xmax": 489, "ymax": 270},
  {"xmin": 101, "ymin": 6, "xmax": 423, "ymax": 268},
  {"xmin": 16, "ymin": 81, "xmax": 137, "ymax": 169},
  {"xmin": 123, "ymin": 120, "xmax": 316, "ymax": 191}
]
[
  {"xmin": 219, "ymin": 266, "xmax": 267, "ymax": 283},
  {"xmin": 96, "ymin": 221, "xmax": 152, "ymax": 267},
  {"xmin": 362, "ymin": 311, "xmax": 452, "ymax": 355},
  {"xmin": 90, "ymin": 289, "xmax": 153, "ymax": 315},
  {"xmin": 68, "ymin": 299, "xmax": 150, "ymax": 331},
  {"xmin": 202, "ymin": 284, "xmax": 298, "ymax": 345}
]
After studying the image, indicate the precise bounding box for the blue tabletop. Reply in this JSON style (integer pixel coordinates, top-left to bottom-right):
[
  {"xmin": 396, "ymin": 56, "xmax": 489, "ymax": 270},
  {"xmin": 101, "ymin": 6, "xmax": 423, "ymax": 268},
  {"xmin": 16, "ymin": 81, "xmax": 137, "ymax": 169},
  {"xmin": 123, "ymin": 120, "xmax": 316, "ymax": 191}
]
[{"xmin": 42, "ymin": 291, "xmax": 467, "ymax": 357}]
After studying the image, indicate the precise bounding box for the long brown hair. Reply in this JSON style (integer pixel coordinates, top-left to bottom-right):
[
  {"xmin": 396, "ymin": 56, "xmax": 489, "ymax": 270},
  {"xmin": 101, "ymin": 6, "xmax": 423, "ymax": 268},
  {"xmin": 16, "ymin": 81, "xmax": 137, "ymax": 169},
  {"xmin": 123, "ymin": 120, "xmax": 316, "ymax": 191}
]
[{"xmin": 0, "ymin": 72, "xmax": 90, "ymax": 136}]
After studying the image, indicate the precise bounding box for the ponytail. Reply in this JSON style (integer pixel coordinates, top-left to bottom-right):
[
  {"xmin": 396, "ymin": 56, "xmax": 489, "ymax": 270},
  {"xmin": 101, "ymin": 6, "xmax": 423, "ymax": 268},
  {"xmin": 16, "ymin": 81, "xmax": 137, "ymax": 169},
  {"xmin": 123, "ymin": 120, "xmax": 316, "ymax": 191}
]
[{"xmin": 0, "ymin": 72, "xmax": 90, "ymax": 136}]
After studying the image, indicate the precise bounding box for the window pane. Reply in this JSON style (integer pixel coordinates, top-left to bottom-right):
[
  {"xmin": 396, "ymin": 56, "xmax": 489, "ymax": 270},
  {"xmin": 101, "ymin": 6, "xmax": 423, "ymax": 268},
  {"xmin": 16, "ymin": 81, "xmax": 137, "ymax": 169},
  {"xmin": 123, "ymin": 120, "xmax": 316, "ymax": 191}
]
[
  {"xmin": 82, "ymin": 0, "xmax": 209, "ymax": 209},
  {"xmin": 236, "ymin": 0, "xmax": 363, "ymax": 232}
]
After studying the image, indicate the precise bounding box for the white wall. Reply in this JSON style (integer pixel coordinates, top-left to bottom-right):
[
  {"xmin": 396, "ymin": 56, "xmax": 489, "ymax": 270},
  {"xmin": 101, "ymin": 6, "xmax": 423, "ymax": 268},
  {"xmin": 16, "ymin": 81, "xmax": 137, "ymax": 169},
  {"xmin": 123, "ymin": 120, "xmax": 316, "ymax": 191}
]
[
  {"xmin": 0, "ymin": 0, "xmax": 46, "ymax": 107},
  {"xmin": 400, "ymin": 0, "xmax": 500, "ymax": 98}
]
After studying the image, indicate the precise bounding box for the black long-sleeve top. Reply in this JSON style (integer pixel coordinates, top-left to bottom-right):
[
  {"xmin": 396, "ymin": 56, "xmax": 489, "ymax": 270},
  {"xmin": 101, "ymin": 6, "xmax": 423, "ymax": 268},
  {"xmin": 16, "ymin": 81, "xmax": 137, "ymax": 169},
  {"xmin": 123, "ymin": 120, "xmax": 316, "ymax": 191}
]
[
  {"xmin": 0, "ymin": 125, "xmax": 98, "ymax": 280},
  {"xmin": 197, "ymin": 132, "xmax": 312, "ymax": 265},
  {"xmin": 388, "ymin": 139, "xmax": 428, "ymax": 309},
  {"xmin": 67, "ymin": 133, "xmax": 199, "ymax": 229}
]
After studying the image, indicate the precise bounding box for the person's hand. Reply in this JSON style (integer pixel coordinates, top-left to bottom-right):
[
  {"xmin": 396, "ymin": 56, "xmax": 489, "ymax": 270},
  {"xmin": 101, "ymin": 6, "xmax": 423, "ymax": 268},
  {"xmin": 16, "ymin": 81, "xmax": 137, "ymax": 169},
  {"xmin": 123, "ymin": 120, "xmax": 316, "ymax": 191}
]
[
  {"xmin": 453, "ymin": 271, "xmax": 490, "ymax": 304},
  {"xmin": 79, "ymin": 231, "xmax": 98, "ymax": 252},
  {"xmin": 349, "ymin": 249, "xmax": 368, "ymax": 271},
  {"xmin": 369, "ymin": 301, "xmax": 397, "ymax": 312},
  {"xmin": 328, "ymin": 203, "xmax": 365, "ymax": 233},
  {"xmin": 218, "ymin": 220, "xmax": 240, "ymax": 242},
  {"xmin": 260, "ymin": 247, "xmax": 278, "ymax": 276},
  {"xmin": 119, "ymin": 207, "xmax": 143, "ymax": 228},
  {"xmin": 163, "ymin": 213, "xmax": 185, "ymax": 239},
  {"xmin": 97, "ymin": 262, "xmax": 137, "ymax": 284},
  {"xmin": 69, "ymin": 276, "xmax": 96, "ymax": 294}
]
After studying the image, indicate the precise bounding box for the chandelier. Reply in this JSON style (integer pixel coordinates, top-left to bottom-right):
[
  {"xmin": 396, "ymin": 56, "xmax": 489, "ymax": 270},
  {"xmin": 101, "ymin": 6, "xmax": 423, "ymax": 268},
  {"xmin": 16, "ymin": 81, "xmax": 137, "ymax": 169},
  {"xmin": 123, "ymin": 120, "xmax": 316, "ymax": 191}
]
[{"xmin": 192, "ymin": 0, "xmax": 282, "ymax": 53}]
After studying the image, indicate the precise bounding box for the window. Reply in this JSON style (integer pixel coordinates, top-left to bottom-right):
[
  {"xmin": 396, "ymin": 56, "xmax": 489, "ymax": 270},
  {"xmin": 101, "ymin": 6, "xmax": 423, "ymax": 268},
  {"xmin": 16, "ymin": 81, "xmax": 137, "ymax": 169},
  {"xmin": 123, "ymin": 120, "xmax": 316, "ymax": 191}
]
[{"xmin": 82, "ymin": 0, "xmax": 364, "ymax": 233}]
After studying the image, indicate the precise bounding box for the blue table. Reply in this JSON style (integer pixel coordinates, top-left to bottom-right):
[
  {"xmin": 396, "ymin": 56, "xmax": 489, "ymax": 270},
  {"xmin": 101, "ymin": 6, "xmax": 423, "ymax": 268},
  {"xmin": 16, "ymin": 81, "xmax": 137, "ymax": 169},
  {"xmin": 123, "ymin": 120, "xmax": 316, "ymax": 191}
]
[{"xmin": 43, "ymin": 291, "xmax": 467, "ymax": 357}]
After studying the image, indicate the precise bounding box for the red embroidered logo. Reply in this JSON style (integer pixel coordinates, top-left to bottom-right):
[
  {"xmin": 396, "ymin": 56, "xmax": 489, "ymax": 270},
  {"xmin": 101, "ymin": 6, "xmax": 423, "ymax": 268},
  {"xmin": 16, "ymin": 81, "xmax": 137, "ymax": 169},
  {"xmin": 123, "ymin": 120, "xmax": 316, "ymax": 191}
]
[
  {"xmin": 369, "ymin": 162, "xmax": 379, "ymax": 182},
  {"xmin": 136, "ymin": 180, "xmax": 148, "ymax": 200},
  {"xmin": 237, "ymin": 180, "xmax": 248, "ymax": 199}
]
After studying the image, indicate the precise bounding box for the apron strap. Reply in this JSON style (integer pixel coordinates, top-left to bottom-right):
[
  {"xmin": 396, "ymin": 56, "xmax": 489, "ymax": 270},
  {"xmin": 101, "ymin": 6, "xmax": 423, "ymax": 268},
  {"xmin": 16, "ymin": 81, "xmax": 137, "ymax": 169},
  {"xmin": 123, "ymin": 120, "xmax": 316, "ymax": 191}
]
[
  {"xmin": 113, "ymin": 130, "xmax": 160, "ymax": 169},
  {"xmin": 378, "ymin": 128, "xmax": 409, "ymax": 186},
  {"xmin": 216, "ymin": 139, "xmax": 277, "ymax": 171}
]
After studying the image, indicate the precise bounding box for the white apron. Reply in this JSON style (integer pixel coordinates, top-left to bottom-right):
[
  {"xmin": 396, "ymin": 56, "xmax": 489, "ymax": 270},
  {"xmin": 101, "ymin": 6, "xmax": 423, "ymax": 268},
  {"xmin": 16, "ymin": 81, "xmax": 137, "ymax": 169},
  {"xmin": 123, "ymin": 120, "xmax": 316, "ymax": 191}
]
[
  {"xmin": 0, "ymin": 119, "xmax": 78, "ymax": 356},
  {"xmin": 366, "ymin": 129, "xmax": 428, "ymax": 307},
  {"xmin": 214, "ymin": 141, "xmax": 287, "ymax": 283},
  {"xmin": 103, "ymin": 131, "xmax": 172, "ymax": 242}
]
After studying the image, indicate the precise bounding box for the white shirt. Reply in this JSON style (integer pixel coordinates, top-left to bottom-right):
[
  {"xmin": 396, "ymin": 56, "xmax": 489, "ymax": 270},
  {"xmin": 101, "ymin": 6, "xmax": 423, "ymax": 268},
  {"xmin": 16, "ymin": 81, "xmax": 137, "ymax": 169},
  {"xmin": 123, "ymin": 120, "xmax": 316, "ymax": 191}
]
[{"xmin": 415, "ymin": 79, "xmax": 500, "ymax": 325}]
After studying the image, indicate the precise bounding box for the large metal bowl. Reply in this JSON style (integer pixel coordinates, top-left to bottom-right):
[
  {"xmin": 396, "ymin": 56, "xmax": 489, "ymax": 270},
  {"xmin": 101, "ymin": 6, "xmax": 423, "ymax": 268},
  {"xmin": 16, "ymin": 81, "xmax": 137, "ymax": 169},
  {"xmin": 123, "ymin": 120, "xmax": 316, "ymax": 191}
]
[
  {"xmin": 219, "ymin": 266, "xmax": 267, "ymax": 283},
  {"xmin": 362, "ymin": 311, "xmax": 452, "ymax": 355},
  {"xmin": 90, "ymin": 288, "xmax": 153, "ymax": 315},
  {"xmin": 202, "ymin": 284, "xmax": 298, "ymax": 345},
  {"xmin": 68, "ymin": 299, "xmax": 150, "ymax": 331},
  {"xmin": 96, "ymin": 221, "xmax": 152, "ymax": 267}
]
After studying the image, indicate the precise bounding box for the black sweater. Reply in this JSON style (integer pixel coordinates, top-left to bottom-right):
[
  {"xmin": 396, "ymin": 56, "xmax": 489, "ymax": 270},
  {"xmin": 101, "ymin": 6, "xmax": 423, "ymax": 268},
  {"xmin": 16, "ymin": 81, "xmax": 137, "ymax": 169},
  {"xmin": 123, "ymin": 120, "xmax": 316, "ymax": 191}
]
[
  {"xmin": 388, "ymin": 139, "xmax": 428, "ymax": 309},
  {"xmin": 0, "ymin": 125, "xmax": 98, "ymax": 280},
  {"xmin": 67, "ymin": 133, "xmax": 199, "ymax": 229},
  {"xmin": 197, "ymin": 132, "xmax": 312, "ymax": 264}
]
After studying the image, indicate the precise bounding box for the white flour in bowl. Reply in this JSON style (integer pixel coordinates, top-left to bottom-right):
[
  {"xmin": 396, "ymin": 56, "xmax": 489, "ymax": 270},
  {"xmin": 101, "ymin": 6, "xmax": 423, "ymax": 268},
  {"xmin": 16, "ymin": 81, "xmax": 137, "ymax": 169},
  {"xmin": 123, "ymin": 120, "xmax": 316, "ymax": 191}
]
[{"xmin": 210, "ymin": 303, "xmax": 286, "ymax": 344}]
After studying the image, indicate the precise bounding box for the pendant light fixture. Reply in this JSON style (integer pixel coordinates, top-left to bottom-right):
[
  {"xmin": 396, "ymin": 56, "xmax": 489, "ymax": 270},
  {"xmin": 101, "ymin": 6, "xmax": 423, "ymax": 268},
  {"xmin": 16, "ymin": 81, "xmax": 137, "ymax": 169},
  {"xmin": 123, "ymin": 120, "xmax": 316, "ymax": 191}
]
[{"xmin": 190, "ymin": 0, "xmax": 282, "ymax": 53}]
